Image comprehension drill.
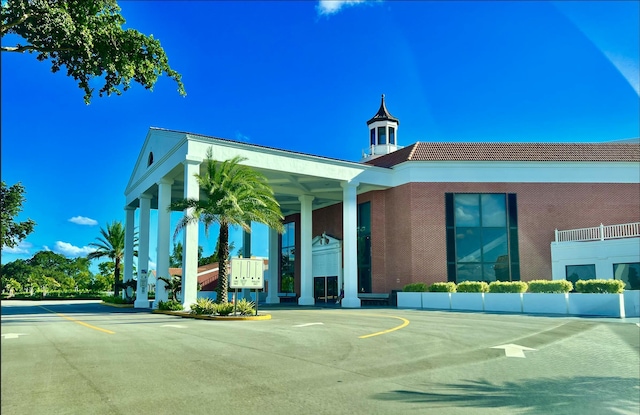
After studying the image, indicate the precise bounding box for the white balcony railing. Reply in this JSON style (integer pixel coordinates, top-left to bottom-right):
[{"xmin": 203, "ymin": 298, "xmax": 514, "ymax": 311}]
[{"xmin": 555, "ymin": 222, "xmax": 640, "ymax": 242}]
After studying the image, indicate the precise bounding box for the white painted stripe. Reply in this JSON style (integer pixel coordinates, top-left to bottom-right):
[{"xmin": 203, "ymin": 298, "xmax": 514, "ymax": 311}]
[
  {"xmin": 161, "ymin": 324, "xmax": 187, "ymax": 329},
  {"xmin": 1, "ymin": 333, "xmax": 29, "ymax": 339},
  {"xmin": 293, "ymin": 323, "xmax": 324, "ymax": 328}
]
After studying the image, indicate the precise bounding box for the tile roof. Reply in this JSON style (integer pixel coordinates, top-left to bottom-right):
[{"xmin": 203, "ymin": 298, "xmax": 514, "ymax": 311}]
[{"xmin": 365, "ymin": 141, "xmax": 640, "ymax": 168}]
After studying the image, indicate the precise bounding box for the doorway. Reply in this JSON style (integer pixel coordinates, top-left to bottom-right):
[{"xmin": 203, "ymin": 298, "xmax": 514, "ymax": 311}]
[{"xmin": 314, "ymin": 276, "xmax": 338, "ymax": 304}]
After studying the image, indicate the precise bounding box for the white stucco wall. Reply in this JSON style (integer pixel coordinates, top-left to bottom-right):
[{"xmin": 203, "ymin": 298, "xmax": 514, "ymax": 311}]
[{"xmin": 551, "ymin": 237, "xmax": 640, "ymax": 281}]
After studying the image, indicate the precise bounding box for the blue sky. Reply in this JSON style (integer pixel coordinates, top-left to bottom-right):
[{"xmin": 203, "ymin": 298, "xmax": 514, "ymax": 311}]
[{"xmin": 2, "ymin": 1, "xmax": 638, "ymax": 273}]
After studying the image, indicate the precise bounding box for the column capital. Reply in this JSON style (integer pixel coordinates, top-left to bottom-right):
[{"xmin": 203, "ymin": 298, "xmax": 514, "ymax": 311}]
[
  {"xmin": 183, "ymin": 155, "xmax": 203, "ymax": 166},
  {"xmin": 341, "ymin": 180, "xmax": 359, "ymax": 189},
  {"xmin": 158, "ymin": 178, "xmax": 174, "ymax": 186},
  {"xmin": 124, "ymin": 205, "xmax": 136, "ymax": 211},
  {"xmin": 139, "ymin": 193, "xmax": 153, "ymax": 200},
  {"xmin": 298, "ymin": 194, "xmax": 315, "ymax": 203}
]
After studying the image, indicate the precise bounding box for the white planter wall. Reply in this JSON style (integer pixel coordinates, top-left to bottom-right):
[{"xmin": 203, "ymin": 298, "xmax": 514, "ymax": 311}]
[
  {"xmin": 623, "ymin": 291, "xmax": 640, "ymax": 318},
  {"xmin": 421, "ymin": 292, "xmax": 451, "ymax": 309},
  {"xmin": 568, "ymin": 293, "xmax": 624, "ymax": 317},
  {"xmin": 450, "ymin": 293, "xmax": 484, "ymax": 311},
  {"xmin": 522, "ymin": 293, "xmax": 568, "ymax": 315},
  {"xmin": 484, "ymin": 293, "xmax": 523, "ymax": 313},
  {"xmin": 397, "ymin": 292, "xmax": 422, "ymax": 308}
]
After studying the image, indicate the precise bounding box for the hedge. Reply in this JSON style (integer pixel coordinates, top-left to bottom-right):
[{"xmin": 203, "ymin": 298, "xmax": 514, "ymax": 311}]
[
  {"xmin": 575, "ymin": 279, "xmax": 625, "ymax": 294},
  {"xmin": 527, "ymin": 280, "xmax": 573, "ymax": 293},
  {"xmin": 428, "ymin": 282, "xmax": 457, "ymax": 292},
  {"xmin": 488, "ymin": 281, "xmax": 528, "ymax": 293},
  {"xmin": 456, "ymin": 281, "xmax": 489, "ymax": 293},
  {"xmin": 403, "ymin": 283, "xmax": 429, "ymax": 292}
]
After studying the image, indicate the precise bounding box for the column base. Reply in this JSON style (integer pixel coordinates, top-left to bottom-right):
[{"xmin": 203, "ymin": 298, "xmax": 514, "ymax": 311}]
[
  {"xmin": 341, "ymin": 297, "xmax": 361, "ymax": 308},
  {"xmin": 298, "ymin": 296, "xmax": 315, "ymax": 306},
  {"xmin": 134, "ymin": 298, "xmax": 151, "ymax": 308}
]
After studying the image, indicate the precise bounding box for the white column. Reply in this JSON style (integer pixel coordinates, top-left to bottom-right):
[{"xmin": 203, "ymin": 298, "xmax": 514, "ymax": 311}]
[
  {"xmin": 266, "ymin": 226, "xmax": 280, "ymax": 304},
  {"xmin": 182, "ymin": 157, "xmax": 201, "ymax": 309},
  {"xmin": 341, "ymin": 181, "xmax": 361, "ymax": 308},
  {"xmin": 298, "ymin": 195, "xmax": 315, "ymax": 305},
  {"xmin": 153, "ymin": 178, "xmax": 173, "ymax": 308},
  {"xmin": 134, "ymin": 194, "xmax": 152, "ymax": 308},
  {"xmin": 123, "ymin": 206, "xmax": 136, "ymax": 299}
]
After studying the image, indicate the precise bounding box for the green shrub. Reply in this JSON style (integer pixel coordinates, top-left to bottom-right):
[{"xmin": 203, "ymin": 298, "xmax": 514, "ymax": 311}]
[
  {"xmin": 456, "ymin": 281, "xmax": 489, "ymax": 293},
  {"xmin": 101, "ymin": 295, "xmax": 133, "ymax": 304},
  {"xmin": 402, "ymin": 283, "xmax": 428, "ymax": 292},
  {"xmin": 158, "ymin": 300, "xmax": 184, "ymax": 311},
  {"xmin": 190, "ymin": 298, "xmax": 216, "ymax": 315},
  {"xmin": 428, "ymin": 282, "xmax": 457, "ymax": 292},
  {"xmin": 575, "ymin": 279, "xmax": 625, "ymax": 294},
  {"xmin": 215, "ymin": 302, "xmax": 235, "ymax": 316},
  {"xmin": 527, "ymin": 280, "xmax": 573, "ymax": 293},
  {"xmin": 488, "ymin": 281, "xmax": 528, "ymax": 293},
  {"xmin": 234, "ymin": 298, "xmax": 256, "ymax": 315}
]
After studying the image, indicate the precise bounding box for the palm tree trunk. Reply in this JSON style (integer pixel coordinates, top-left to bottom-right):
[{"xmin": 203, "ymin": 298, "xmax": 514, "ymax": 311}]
[
  {"xmin": 216, "ymin": 223, "xmax": 229, "ymax": 304},
  {"xmin": 114, "ymin": 258, "xmax": 121, "ymax": 297}
]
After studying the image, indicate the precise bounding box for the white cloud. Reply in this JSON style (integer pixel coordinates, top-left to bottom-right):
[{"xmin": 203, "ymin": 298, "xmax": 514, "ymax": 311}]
[
  {"xmin": 1, "ymin": 241, "xmax": 33, "ymax": 255},
  {"xmin": 235, "ymin": 131, "xmax": 251, "ymax": 142},
  {"xmin": 68, "ymin": 216, "xmax": 98, "ymax": 226},
  {"xmin": 317, "ymin": 0, "xmax": 371, "ymax": 16},
  {"xmin": 54, "ymin": 241, "xmax": 96, "ymax": 257}
]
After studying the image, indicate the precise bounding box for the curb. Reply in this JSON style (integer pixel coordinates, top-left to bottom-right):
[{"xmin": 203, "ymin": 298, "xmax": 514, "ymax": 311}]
[
  {"xmin": 101, "ymin": 302, "xmax": 134, "ymax": 308},
  {"xmin": 152, "ymin": 309, "xmax": 271, "ymax": 321}
]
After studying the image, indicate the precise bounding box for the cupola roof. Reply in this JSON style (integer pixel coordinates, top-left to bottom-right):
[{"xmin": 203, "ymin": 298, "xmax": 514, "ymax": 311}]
[{"xmin": 366, "ymin": 94, "xmax": 399, "ymax": 126}]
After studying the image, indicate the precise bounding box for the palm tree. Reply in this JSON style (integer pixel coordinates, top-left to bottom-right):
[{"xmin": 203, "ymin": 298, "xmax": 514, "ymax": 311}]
[
  {"xmin": 171, "ymin": 148, "xmax": 284, "ymax": 304},
  {"xmin": 87, "ymin": 221, "xmax": 137, "ymax": 296}
]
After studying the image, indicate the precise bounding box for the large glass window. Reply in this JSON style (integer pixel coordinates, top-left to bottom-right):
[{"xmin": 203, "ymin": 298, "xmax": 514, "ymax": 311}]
[
  {"xmin": 357, "ymin": 202, "xmax": 371, "ymax": 293},
  {"xmin": 377, "ymin": 126, "xmax": 386, "ymax": 145},
  {"xmin": 280, "ymin": 222, "xmax": 295, "ymax": 293},
  {"xmin": 446, "ymin": 193, "xmax": 519, "ymax": 283},
  {"xmin": 566, "ymin": 264, "xmax": 596, "ymax": 288},
  {"xmin": 389, "ymin": 127, "xmax": 395, "ymax": 145},
  {"xmin": 614, "ymin": 263, "xmax": 640, "ymax": 290}
]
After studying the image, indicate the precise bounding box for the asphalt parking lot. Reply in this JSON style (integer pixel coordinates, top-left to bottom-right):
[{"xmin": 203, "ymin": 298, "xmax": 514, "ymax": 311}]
[{"xmin": 2, "ymin": 300, "xmax": 639, "ymax": 415}]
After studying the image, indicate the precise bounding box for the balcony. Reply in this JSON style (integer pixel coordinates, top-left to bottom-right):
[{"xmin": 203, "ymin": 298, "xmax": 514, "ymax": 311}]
[{"xmin": 554, "ymin": 222, "xmax": 640, "ymax": 243}]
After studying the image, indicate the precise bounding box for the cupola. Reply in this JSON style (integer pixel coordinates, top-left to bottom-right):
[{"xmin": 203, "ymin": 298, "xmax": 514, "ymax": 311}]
[{"xmin": 361, "ymin": 94, "xmax": 400, "ymax": 161}]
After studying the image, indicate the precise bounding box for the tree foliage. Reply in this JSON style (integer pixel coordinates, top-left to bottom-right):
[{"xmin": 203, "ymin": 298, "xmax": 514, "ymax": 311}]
[
  {"xmin": 1, "ymin": 0, "xmax": 185, "ymax": 104},
  {"xmin": 171, "ymin": 149, "xmax": 284, "ymax": 304},
  {"xmin": 87, "ymin": 221, "xmax": 135, "ymax": 296},
  {"xmin": 1, "ymin": 181, "xmax": 36, "ymax": 249},
  {"xmin": 1, "ymin": 250, "xmax": 94, "ymax": 293}
]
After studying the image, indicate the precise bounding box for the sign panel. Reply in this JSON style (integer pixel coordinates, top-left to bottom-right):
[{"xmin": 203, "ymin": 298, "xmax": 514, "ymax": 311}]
[{"xmin": 230, "ymin": 258, "xmax": 264, "ymax": 289}]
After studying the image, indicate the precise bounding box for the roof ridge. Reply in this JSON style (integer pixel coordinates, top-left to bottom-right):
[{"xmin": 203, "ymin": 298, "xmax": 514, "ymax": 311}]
[{"xmin": 407, "ymin": 142, "xmax": 420, "ymax": 160}]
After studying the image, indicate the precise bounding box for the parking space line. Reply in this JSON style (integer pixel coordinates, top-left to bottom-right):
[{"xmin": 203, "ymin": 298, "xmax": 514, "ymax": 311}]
[{"xmin": 38, "ymin": 306, "xmax": 115, "ymax": 334}]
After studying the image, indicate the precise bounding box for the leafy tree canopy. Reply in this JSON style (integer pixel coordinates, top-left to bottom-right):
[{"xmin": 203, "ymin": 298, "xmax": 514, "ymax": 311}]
[
  {"xmin": 1, "ymin": 0, "xmax": 186, "ymax": 104},
  {"xmin": 1, "ymin": 181, "xmax": 36, "ymax": 249}
]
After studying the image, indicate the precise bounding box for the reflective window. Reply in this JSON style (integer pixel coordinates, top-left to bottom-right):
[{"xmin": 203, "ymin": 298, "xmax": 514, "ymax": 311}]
[
  {"xmin": 566, "ymin": 264, "xmax": 596, "ymax": 288},
  {"xmin": 370, "ymin": 129, "xmax": 376, "ymax": 146},
  {"xmin": 280, "ymin": 222, "xmax": 295, "ymax": 293},
  {"xmin": 357, "ymin": 202, "xmax": 371, "ymax": 293},
  {"xmin": 389, "ymin": 127, "xmax": 395, "ymax": 145},
  {"xmin": 447, "ymin": 193, "xmax": 515, "ymax": 282},
  {"xmin": 377, "ymin": 126, "xmax": 386, "ymax": 145},
  {"xmin": 614, "ymin": 263, "xmax": 640, "ymax": 290}
]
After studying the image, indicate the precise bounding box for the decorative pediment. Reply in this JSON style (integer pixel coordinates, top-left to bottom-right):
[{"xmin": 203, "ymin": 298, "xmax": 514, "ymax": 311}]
[{"xmin": 312, "ymin": 233, "xmax": 341, "ymax": 248}]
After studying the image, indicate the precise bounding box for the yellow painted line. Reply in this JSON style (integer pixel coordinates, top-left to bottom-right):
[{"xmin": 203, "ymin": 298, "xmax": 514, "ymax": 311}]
[
  {"xmin": 359, "ymin": 315, "xmax": 410, "ymax": 339},
  {"xmin": 39, "ymin": 306, "xmax": 115, "ymax": 334}
]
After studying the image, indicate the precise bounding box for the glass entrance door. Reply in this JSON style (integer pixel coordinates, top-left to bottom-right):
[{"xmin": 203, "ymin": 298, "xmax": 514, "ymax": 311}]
[{"xmin": 314, "ymin": 276, "xmax": 338, "ymax": 304}]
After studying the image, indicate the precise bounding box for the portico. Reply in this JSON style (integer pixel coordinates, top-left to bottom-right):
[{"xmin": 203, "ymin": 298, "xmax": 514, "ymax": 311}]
[{"xmin": 124, "ymin": 128, "xmax": 393, "ymax": 309}]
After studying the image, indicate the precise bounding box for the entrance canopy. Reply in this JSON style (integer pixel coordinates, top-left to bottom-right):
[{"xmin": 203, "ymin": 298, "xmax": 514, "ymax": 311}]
[{"xmin": 124, "ymin": 128, "xmax": 393, "ymax": 215}]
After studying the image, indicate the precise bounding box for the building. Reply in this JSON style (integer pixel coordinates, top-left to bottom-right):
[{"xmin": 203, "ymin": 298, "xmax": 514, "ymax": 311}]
[{"xmin": 124, "ymin": 95, "xmax": 640, "ymax": 309}]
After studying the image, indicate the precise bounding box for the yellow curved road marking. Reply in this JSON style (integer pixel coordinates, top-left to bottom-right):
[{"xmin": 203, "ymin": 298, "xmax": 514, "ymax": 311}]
[
  {"xmin": 359, "ymin": 315, "xmax": 410, "ymax": 339},
  {"xmin": 39, "ymin": 306, "xmax": 115, "ymax": 334}
]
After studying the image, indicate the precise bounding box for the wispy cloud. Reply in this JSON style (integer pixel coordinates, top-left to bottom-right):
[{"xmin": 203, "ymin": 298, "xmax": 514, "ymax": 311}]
[
  {"xmin": 54, "ymin": 241, "xmax": 95, "ymax": 257},
  {"xmin": 68, "ymin": 216, "xmax": 98, "ymax": 226},
  {"xmin": 317, "ymin": 0, "xmax": 371, "ymax": 16},
  {"xmin": 1, "ymin": 241, "xmax": 33, "ymax": 255},
  {"xmin": 235, "ymin": 131, "xmax": 251, "ymax": 142}
]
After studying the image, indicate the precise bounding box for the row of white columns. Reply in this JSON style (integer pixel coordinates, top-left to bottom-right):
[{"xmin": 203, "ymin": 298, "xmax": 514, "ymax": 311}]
[{"xmin": 124, "ymin": 163, "xmax": 361, "ymax": 309}]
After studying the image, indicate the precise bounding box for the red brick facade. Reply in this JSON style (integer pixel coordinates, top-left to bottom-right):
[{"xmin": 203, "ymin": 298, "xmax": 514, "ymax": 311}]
[{"xmin": 285, "ymin": 182, "xmax": 639, "ymax": 294}]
